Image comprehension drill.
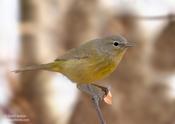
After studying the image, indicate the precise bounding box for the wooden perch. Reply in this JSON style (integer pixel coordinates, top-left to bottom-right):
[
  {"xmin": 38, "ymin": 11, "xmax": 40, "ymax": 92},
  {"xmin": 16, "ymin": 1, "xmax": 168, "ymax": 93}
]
[{"xmin": 77, "ymin": 84, "xmax": 112, "ymax": 124}]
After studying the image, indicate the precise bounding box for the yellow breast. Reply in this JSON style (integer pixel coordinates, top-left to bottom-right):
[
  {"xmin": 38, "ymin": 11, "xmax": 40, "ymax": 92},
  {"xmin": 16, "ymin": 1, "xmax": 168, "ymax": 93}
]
[{"xmin": 60, "ymin": 56, "xmax": 117, "ymax": 84}]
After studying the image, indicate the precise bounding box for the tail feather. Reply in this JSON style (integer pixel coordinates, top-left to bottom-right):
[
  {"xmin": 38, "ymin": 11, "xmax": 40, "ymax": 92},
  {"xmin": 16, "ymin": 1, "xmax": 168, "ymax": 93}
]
[{"xmin": 13, "ymin": 63, "xmax": 52, "ymax": 73}]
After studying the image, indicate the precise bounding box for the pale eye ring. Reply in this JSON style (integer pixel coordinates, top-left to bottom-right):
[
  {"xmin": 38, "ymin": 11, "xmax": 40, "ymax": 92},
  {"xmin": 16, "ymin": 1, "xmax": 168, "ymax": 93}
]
[{"xmin": 113, "ymin": 41, "xmax": 119, "ymax": 46}]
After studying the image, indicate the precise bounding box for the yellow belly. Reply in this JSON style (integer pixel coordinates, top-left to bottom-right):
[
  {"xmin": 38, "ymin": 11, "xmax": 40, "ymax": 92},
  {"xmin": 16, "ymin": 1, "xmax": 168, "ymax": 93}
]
[{"xmin": 60, "ymin": 57, "xmax": 117, "ymax": 83}]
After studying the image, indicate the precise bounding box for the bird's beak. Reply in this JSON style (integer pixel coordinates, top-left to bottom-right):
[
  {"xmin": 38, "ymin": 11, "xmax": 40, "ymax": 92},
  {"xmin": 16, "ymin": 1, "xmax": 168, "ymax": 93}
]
[{"xmin": 125, "ymin": 42, "xmax": 135, "ymax": 47}]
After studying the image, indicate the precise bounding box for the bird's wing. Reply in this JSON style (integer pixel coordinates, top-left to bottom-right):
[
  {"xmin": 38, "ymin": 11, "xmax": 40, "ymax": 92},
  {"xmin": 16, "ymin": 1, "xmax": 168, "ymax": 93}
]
[
  {"xmin": 54, "ymin": 47, "xmax": 92, "ymax": 61},
  {"xmin": 55, "ymin": 55, "xmax": 89, "ymax": 61},
  {"xmin": 55, "ymin": 38, "xmax": 98, "ymax": 61}
]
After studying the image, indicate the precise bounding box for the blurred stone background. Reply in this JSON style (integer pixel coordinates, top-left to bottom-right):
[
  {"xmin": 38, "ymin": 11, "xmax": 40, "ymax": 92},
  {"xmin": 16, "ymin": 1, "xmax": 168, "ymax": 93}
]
[{"xmin": 0, "ymin": 0, "xmax": 175, "ymax": 124}]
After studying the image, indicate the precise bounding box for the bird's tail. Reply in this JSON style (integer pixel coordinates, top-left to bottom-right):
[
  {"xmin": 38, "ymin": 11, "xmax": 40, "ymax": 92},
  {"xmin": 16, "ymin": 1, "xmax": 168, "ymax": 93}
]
[{"xmin": 12, "ymin": 63, "xmax": 55, "ymax": 73}]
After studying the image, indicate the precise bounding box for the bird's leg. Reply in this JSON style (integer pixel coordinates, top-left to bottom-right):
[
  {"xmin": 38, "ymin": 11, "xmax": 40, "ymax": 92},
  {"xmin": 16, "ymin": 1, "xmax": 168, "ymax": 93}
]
[
  {"xmin": 91, "ymin": 84, "xmax": 110, "ymax": 97},
  {"xmin": 77, "ymin": 84, "xmax": 107, "ymax": 124},
  {"xmin": 77, "ymin": 84, "xmax": 106, "ymax": 100},
  {"xmin": 91, "ymin": 84, "xmax": 112, "ymax": 105}
]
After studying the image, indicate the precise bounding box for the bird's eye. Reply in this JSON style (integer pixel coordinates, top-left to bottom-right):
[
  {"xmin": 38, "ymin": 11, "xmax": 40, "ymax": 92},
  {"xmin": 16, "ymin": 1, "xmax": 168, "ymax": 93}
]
[{"xmin": 113, "ymin": 41, "xmax": 119, "ymax": 46}]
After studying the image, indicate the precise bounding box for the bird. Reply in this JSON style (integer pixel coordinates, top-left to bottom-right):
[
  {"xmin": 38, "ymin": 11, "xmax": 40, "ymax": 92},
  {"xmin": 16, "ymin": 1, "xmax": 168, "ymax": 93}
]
[{"xmin": 14, "ymin": 35, "xmax": 134, "ymax": 84}]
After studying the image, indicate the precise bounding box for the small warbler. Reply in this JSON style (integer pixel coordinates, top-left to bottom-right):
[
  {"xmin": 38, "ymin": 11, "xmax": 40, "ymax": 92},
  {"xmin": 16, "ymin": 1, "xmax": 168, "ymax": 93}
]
[{"xmin": 14, "ymin": 35, "xmax": 134, "ymax": 84}]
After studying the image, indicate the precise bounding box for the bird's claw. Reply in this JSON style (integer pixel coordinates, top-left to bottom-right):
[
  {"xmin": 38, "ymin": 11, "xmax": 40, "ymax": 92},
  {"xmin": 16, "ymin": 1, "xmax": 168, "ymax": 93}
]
[{"xmin": 77, "ymin": 84, "xmax": 112, "ymax": 105}]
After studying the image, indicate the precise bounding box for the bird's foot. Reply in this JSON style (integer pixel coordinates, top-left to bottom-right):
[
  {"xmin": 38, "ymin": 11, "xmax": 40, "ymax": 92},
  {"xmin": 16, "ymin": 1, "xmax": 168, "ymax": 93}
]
[
  {"xmin": 77, "ymin": 84, "xmax": 112, "ymax": 104},
  {"xmin": 91, "ymin": 84, "xmax": 112, "ymax": 105}
]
